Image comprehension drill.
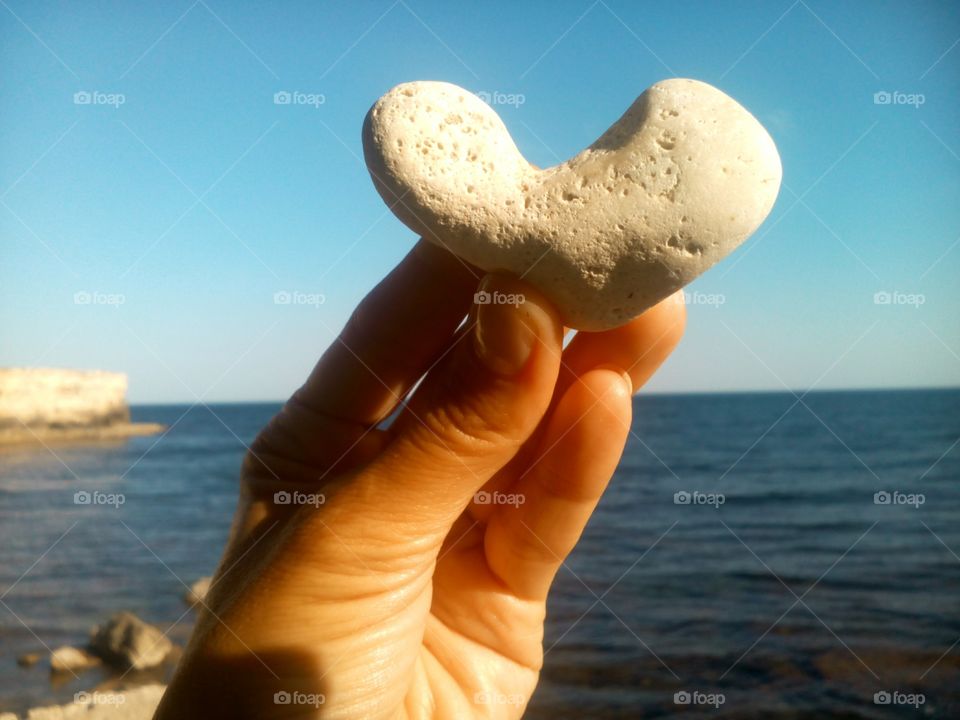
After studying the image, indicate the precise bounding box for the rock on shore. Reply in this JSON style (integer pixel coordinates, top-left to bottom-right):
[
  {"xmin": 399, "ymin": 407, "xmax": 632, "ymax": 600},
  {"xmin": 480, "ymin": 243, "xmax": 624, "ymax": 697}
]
[
  {"xmin": 0, "ymin": 369, "xmax": 163, "ymax": 446},
  {"xmin": 88, "ymin": 612, "xmax": 173, "ymax": 671},
  {"xmin": 0, "ymin": 684, "xmax": 166, "ymax": 720}
]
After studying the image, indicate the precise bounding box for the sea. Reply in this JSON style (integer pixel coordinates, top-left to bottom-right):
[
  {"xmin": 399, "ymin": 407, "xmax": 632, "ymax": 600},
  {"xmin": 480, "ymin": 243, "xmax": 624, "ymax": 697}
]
[{"xmin": 1, "ymin": 389, "xmax": 958, "ymax": 718}]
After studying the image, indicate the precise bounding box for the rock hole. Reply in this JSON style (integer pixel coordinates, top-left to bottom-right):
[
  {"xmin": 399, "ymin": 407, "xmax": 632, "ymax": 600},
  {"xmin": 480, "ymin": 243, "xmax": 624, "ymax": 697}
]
[{"xmin": 657, "ymin": 131, "xmax": 677, "ymax": 150}]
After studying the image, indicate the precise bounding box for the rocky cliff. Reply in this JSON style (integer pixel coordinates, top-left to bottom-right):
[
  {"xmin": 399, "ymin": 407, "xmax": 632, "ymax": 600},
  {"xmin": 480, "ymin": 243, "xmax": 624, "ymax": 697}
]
[{"xmin": 0, "ymin": 368, "xmax": 164, "ymax": 445}]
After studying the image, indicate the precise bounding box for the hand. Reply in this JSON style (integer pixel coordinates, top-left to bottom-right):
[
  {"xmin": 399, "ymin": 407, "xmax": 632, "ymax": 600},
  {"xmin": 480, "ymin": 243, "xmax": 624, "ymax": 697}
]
[{"xmin": 155, "ymin": 240, "xmax": 685, "ymax": 719}]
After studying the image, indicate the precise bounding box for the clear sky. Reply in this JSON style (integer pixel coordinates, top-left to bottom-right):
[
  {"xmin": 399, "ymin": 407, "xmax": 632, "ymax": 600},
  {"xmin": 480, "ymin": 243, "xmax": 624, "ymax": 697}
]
[{"xmin": 1, "ymin": 0, "xmax": 958, "ymax": 403}]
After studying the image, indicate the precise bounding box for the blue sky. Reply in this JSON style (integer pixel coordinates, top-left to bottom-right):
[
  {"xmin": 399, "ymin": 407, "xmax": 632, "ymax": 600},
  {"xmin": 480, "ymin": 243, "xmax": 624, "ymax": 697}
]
[{"xmin": 1, "ymin": 0, "xmax": 958, "ymax": 403}]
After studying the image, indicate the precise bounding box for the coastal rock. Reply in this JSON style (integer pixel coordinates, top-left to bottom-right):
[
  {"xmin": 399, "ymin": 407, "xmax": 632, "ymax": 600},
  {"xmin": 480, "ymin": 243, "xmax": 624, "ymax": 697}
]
[
  {"xmin": 49, "ymin": 646, "xmax": 100, "ymax": 673},
  {"xmin": 0, "ymin": 369, "xmax": 163, "ymax": 446},
  {"xmin": 18, "ymin": 683, "xmax": 166, "ymax": 720},
  {"xmin": 16, "ymin": 652, "xmax": 42, "ymax": 668},
  {"xmin": 183, "ymin": 576, "xmax": 212, "ymax": 606},
  {"xmin": 88, "ymin": 613, "xmax": 172, "ymax": 671},
  {"xmin": 363, "ymin": 79, "xmax": 781, "ymax": 330}
]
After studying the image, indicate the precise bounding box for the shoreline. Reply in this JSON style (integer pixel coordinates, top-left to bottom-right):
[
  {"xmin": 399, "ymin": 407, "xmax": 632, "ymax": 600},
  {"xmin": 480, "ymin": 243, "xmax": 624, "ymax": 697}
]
[
  {"xmin": 0, "ymin": 683, "xmax": 167, "ymax": 720},
  {"xmin": 0, "ymin": 423, "xmax": 166, "ymax": 449}
]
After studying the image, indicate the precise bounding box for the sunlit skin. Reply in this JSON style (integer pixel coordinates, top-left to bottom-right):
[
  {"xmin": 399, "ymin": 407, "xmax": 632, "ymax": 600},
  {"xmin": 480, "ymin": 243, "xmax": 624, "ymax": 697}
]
[{"xmin": 155, "ymin": 239, "xmax": 685, "ymax": 719}]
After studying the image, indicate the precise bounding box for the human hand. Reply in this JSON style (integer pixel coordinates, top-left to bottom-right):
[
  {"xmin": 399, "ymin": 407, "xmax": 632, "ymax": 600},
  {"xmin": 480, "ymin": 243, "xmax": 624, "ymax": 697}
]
[{"xmin": 155, "ymin": 239, "xmax": 685, "ymax": 719}]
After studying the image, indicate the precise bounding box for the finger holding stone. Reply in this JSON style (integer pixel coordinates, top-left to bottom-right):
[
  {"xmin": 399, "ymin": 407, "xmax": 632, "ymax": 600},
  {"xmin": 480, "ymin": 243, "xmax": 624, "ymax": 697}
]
[
  {"xmin": 464, "ymin": 291, "xmax": 684, "ymax": 524},
  {"xmin": 560, "ymin": 290, "xmax": 686, "ymax": 392},
  {"xmin": 362, "ymin": 274, "xmax": 564, "ymax": 526}
]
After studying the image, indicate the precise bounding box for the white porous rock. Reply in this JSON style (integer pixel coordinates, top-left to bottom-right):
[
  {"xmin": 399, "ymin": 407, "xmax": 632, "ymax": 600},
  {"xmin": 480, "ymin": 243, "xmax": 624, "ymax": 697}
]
[
  {"xmin": 49, "ymin": 646, "xmax": 100, "ymax": 673},
  {"xmin": 363, "ymin": 78, "xmax": 782, "ymax": 330}
]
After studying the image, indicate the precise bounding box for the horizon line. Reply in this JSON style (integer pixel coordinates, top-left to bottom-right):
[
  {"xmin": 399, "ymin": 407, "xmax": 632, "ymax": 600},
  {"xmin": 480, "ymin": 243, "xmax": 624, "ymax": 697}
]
[{"xmin": 129, "ymin": 384, "xmax": 960, "ymax": 406}]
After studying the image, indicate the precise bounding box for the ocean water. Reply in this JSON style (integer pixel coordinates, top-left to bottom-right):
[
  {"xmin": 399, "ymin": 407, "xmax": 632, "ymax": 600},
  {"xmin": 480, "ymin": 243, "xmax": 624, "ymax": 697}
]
[{"xmin": 1, "ymin": 390, "xmax": 958, "ymax": 717}]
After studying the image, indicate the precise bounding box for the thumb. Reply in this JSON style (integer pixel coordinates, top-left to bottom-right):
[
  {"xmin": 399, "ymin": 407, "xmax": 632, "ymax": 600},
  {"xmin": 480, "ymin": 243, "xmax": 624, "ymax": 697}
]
[{"xmin": 368, "ymin": 272, "xmax": 563, "ymax": 520}]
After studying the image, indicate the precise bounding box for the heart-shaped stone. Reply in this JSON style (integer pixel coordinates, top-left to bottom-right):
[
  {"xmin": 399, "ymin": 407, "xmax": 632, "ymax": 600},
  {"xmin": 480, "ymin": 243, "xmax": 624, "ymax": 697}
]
[{"xmin": 362, "ymin": 78, "xmax": 781, "ymax": 330}]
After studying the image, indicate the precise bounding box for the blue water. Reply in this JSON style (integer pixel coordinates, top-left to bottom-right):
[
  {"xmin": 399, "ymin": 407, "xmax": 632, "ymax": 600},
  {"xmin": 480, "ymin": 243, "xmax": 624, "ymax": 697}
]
[{"xmin": 1, "ymin": 390, "xmax": 958, "ymax": 717}]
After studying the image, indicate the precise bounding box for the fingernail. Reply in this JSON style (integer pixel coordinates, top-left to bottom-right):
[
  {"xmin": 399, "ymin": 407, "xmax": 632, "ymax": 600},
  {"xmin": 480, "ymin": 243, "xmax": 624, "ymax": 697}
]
[{"xmin": 473, "ymin": 274, "xmax": 543, "ymax": 376}]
